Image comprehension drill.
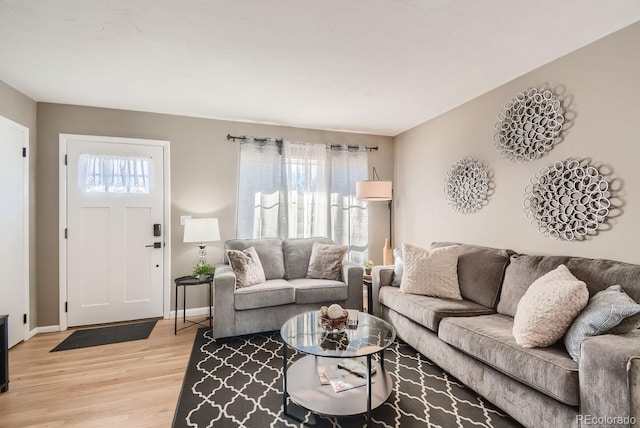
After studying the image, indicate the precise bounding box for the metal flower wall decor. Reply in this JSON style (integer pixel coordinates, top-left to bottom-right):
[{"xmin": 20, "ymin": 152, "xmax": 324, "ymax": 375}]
[
  {"xmin": 495, "ymin": 88, "xmax": 565, "ymax": 162},
  {"xmin": 523, "ymin": 159, "xmax": 611, "ymax": 241},
  {"xmin": 444, "ymin": 158, "xmax": 490, "ymax": 214}
]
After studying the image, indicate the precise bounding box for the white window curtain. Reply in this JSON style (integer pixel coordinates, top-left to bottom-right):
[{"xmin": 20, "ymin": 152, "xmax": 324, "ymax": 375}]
[
  {"xmin": 236, "ymin": 138, "xmax": 368, "ymax": 263},
  {"xmin": 236, "ymin": 139, "xmax": 284, "ymax": 238},
  {"xmin": 78, "ymin": 154, "xmax": 152, "ymax": 193}
]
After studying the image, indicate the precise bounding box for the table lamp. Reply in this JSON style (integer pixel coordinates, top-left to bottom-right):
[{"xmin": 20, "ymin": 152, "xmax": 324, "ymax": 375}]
[{"xmin": 183, "ymin": 218, "xmax": 220, "ymax": 266}]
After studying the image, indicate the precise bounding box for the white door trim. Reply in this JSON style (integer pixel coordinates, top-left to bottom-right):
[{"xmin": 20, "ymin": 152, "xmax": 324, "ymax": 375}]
[
  {"xmin": 0, "ymin": 115, "xmax": 29, "ymax": 343},
  {"xmin": 58, "ymin": 134, "xmax": 171, "ymax": 330}
]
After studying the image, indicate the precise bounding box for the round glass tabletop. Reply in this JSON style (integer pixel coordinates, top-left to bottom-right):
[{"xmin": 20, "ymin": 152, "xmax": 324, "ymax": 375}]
[{"xmin": 280, "ymin": 310, "xmax": 396, "ymax": 358}]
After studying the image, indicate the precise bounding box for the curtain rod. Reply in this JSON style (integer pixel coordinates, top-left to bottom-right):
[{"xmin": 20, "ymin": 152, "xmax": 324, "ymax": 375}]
[
  {"xmin": 227, "ymin": 134, "xmax": 283, "ymax": 144},
  {"xmin": 226, "ymin": 133, "xmax": 379, "ymax": 151}
]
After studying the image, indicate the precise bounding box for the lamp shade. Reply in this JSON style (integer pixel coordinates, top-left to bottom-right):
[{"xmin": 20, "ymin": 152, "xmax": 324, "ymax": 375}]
[
  {"xmin": 183, "ymin": 218, "xmax": 220, "ymax": 243},
  {"xmin": 356, "ymin": 180, "xmax": 392, "ymax": 201}
]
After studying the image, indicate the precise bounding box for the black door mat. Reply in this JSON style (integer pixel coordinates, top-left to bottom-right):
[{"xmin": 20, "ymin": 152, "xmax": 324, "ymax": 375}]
[{"xmin": 51, "ymin": 320, "xmax": 157, "ymax": 352}]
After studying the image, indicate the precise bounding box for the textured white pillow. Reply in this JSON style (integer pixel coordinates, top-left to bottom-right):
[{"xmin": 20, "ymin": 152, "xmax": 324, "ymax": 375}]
[
  {"xmin": 400, "ymin": 243, "xmax": 462, "ymax": 300},
  {"xmin": 306, "ymin": 242, "xmax": 348, "ymax": 281},
  {"xmin": 513, "ymin": 264, "xmax": 589, "ymax": 348},
  {"xmin": 226, "ymin": 246, "xmax": 267, "ymax": 288}
]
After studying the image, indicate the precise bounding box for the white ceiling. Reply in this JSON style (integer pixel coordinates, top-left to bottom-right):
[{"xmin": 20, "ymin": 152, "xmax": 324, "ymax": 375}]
[{"xmin": 1, "ymin": 1, "xmax": 640, "ymax": 136}]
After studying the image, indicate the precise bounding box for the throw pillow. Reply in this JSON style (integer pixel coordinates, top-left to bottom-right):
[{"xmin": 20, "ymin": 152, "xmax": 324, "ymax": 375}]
[
  {"xmin": 391, "ymin": 248, "xmax": 403, "ymax": 287},
  {"xmin": 306, "ymin": 242, "xmax": 348, "ymax": 281},
  {"xmin": 226, "ymin": 246, "xmax": 267, "ymax": 288},
  {"xmin": 608, "ymin": 312, "xmax": 640, "ymax": 334},
  {"xmin": 564, "ymin": 285, "xmax": 640, "ymax": 362},
  {"xmin": 400, "ymin": 243, "xmax": 462, "ymax": 300},
  {"xmin": 512, "ymin": 264, "xmax": 588, "ymax": 348},
  {"xmin": 608, "ymin": 286, "xmax": 640, "ymax": 334}
]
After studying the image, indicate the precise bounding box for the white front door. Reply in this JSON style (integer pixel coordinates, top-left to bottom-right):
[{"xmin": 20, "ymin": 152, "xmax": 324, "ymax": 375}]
[
  {"xmin": 65, "ymin": 137, "xmax": 165, "ymax": 326},
  {"xmin": 0, "ymin": 116, "xmax": 29, "ymax": 347}
]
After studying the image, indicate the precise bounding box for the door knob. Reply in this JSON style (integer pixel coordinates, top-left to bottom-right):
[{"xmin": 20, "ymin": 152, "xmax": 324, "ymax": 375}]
[{"xmin": 145, "ymin": 242, "xmax": 162, "ymax": 248}]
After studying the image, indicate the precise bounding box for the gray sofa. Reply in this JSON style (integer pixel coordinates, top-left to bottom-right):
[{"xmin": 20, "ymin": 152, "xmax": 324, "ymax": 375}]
[
  {"xmin": 213, "ymin": 237, "xmax": 363, "ymax": 339},
  {"xmin": 372, "ymin": 242, "xmax": 640, "ymax": 428}
]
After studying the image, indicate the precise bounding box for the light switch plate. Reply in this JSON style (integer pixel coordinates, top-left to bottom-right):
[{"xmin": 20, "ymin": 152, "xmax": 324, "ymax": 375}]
[{"xmin": 180, "ymin": 215, "xmax": 191, "ymax": 226}]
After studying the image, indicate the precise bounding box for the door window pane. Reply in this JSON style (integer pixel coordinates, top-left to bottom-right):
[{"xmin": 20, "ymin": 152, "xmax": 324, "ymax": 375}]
[{"xmin": 78, "ymin": 154, "xmax": 152, "ymax": 193}]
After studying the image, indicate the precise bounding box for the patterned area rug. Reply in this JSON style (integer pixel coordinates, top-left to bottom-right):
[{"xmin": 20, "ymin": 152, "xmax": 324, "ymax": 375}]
[{"xmin": 173, "ymin": 328, "xmax": 520, "ymax": 428}]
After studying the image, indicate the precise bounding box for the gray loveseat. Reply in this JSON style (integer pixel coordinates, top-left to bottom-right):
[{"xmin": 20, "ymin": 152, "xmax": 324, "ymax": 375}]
[
  {"xmin": 372, "ymin": 242, "xmax": 640, "ymax": 428},
  {"xmin": 213, "ymin": 237, "xmax": 363, "ymax": 339}
]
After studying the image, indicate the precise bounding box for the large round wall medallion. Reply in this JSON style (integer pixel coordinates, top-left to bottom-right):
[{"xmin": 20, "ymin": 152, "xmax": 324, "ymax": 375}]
[
  {"xmin": 494, "ymin": 88, "xmax": 565, "ymax": 162},
  {"xmin": 523, "ymin": 159, "xmax": 611, "ymax": 241},
  {"xmin": 444, "ymin": 158, "xmax": 489, "ymax": 214}
]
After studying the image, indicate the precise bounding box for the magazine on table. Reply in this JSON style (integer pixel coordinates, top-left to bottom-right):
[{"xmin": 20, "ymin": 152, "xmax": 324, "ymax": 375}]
[
  {"xmin": 322, "ymin": 367, "xmax": 369, "ymax": 392},
  {"xmin": 317, "ymin": 357, "xmax": 376, "ymax": 393},
  {"xmin": 316, "ymin": 364, "xmax": 333, "ymax": 385},
  {"xmin": 337, "ymin": 357, "xmax": 376, "ymax": 377}
]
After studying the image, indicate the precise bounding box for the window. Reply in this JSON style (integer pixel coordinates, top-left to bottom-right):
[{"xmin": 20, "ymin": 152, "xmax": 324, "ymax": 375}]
[
  {"xmin": 78, "ymin": 154, "xmax": 152, "ymax": 193},
  {"xmin": 236, "ymin": 138, "xmax": 368, "ymax": 263}
]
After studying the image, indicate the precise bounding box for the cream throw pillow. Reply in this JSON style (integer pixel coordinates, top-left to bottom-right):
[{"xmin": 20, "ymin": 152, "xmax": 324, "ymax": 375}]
[
  {"xmin": 306, "ymin": 242, "xmax": 348, "ymax": 281},
  {"xmin": 400, "ymin": 243, "xmax": 462, "ymax": 300},
  {"xmin": 226, "ymin": 246, "xmax": 267, "ymax": 288},
  {"xmin": 513, "ymin": 264, "xmax": 588, "ymax": 348}
]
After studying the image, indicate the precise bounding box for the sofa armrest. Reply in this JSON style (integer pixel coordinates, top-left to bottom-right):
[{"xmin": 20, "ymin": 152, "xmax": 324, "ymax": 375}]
[
  {"xmin": 579, "ymin": 331, "xmax": 640, "ymax": 426},
  {"xmin": 371, "ymin": 265, "xmax": 394, "ymax": 317},
  {"xmin": 342, "ymin": 263, "xmax": 364, "ymax": 311},
  {"xmin": 212, "ymin": 264, "xmax": 236, "ymax": 338}
]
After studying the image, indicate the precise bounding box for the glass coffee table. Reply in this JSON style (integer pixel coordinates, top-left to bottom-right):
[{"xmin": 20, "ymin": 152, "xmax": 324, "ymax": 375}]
[{"xmin": 280, "ymin": 310, "xmax": 396, "ymax": 425}]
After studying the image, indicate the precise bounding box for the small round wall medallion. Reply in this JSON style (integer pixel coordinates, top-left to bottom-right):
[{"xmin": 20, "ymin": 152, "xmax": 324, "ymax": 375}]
[
  {"xmin": 444, "ymin": 158, "xmax": 490, "ymax": 214},
  {"xmin": 494, "ymin": 88, "xmax": 565, "ymax": 162},
  {"xmin": 523, "ymin": 159, "xmax": 611, "ymax": 241}
]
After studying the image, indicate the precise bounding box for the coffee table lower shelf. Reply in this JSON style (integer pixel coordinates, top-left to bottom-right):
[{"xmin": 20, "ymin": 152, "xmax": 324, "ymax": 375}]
[{"xmin": 285, "ymin": 355, "xmax": 393, "ymax": 418}]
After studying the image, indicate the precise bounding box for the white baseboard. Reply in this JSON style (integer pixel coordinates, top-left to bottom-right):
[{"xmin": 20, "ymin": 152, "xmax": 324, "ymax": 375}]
[
  {"xmin": 28, "ymin": 325, "xmax": 61, "ymax": 338},
  {"xmin": 170, "ymin": 306, "xmax": 213, "ymax": 319}
]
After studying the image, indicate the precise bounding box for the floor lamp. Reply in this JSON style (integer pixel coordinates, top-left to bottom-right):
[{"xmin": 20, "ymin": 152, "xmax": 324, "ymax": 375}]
[{"xmin": 356, "ymin": 167, "xmax": 393, "ymax": 265}]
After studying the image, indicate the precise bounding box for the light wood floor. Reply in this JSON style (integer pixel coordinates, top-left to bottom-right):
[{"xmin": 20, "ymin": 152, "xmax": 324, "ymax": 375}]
[{"xmin": 0, "ymin": 318, "xmax": 199, "ymax": 428}]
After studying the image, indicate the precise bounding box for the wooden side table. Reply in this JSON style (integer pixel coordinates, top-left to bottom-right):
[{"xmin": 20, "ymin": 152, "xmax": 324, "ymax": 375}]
[
  {"xmin": 174, "ymin": 276, "xmax": 213, "ymax": 335},
  {"xmin": 1, "ymin": 314, "xmax": 8, "ymax": 392}
]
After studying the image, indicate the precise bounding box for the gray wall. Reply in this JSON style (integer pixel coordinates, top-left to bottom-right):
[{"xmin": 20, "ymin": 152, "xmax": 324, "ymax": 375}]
[
  {"xmin": 0, "ymin": 81, "xmax": 38, "ymax": 328},
  {"xmin": 36, "ymin": 104, "xmax": 393, "ymax": 326},
  {"xmin": 394, "ymin": 22, "xmax": 640, "ymax": 264}
]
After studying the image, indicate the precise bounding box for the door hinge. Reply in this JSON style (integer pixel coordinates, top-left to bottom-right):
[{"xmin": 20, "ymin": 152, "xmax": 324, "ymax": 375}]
[
  {"xmin": 65, "ymin": 302, "xmax": 68, "ymax": 313},
  {"xmin": 65, "ymin": 228, "xmax": 68, "ymax": 239},
  {"xmin": 22, "ymin": 147, "xmax": 27, "ymax": 157},
  {"xmin": 64, "ymin": 154, "xmax": 68, "ymax": 165},
  {"xmin": 23, "ymin": 313, "xmax": 27, "ymax": 324}
]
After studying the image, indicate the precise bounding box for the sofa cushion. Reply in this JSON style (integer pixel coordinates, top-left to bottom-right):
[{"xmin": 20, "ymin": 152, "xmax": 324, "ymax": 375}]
[
  {"xmin": 438, "ymin": 314, "xmax": 580, "ymax": 406},
  {"xmin": 401, "ymin": 243, "xmax": 462, "ymax": 300},
  {"xmin": 306, "ymin": 242, "xmax": 348, "ymax": 281},
  {"xmin": 512, "ymin": 264, "xmax": 588, "ymax": 348},
  {"xmin": 234, "ymin": 279, "xmax": 295, "ymax": 310},
  {"xmin": 497, "ymin": 253, "xmax": 640, "ymax": 317},
  {"xmin": 289, "ymin": 278, "xmax": 348, "ymax": 304},
  {"xmin": 225, "ymin": 238, "xmax": 285, "ymax": 280},
  {"xmin": 226, "ymin": 247, "xmax": 267, "ymax": 288},
  {"xmin": 432, "ymin": 242, "xmax": 512, "ymax": 309},
  {"xmin": 564, "ymin": 285, "xmax": 640, "ymax": 362},
  {"xmin": 379, "ymin": 286, "xmax": 494, "ymax": 332},
  {"xmin": 283, "ymin": 237, "xmax": 333, "ymax": 279}
]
